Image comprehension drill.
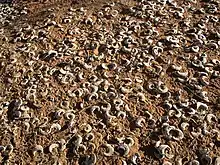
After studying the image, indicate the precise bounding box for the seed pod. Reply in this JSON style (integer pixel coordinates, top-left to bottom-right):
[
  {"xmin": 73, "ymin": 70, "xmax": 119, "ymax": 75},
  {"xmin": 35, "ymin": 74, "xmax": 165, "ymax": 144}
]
[
  {"xmin": 104, "ymin": 144, "xmax": 114, "ymax": 156},
  {"xmin": 33, "ymin": 145, "xmax": 44, "ymax": 156}
]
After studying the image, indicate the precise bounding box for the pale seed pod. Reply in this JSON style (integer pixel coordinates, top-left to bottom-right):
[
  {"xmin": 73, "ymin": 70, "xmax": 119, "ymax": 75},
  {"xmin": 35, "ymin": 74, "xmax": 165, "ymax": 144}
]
[
  {"xmin": 49, "ymin": 143, "xmax": 59, "ymax": 154},
  {"xmin": 104, "ymin": 144, "xmax": 114, "ymax": 156},
  {"xmin": 33, "ymin": 145, "xmax": 44, "ymax": 156}
]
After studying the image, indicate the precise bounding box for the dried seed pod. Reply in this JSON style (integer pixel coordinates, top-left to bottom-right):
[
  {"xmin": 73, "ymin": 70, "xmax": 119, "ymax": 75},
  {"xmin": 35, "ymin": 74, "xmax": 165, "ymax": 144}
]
[
  {"xmin": 54, "ymin": 109, "xmax": 65, "ymax": 119},
  {"xmin": 180, "ymin": 122, "xmax": 189, "ymax": 131},
  {"xmin": 101, "ymin": 102, "xmax": 111, "ymax": 111},
  {"xmin": 214, "ymin": 157, "xmax": 220, "ymax": 165},
  {"xmin": 157, "ymin": 82, "xmax": 168, "ymax": 94},
  {"xmin": 82, "ymin": 124, "xmax": 92, "ymax": 133},
  {"xmin": 155, "ymin": 144, "xmax": 174, "ymax": 159},
  {"xmin": 196, "ymin": 102, "xmax": 208, "ymax": 111},
  {"xmin": 75, "ymin": 134, "xmax": 83, "ymax": 146},
  {"xmin": 135, "ymin": 117, "xmax": 145, "ymax": 128},
  {"xmin": 152, "ymin": 46, "xmax": 163, "ymax": 57},
  {"xmin": 168, "ymin": 109, "xmax": 182, "ymax": 118},
  {"xmin": 206, "ymin": 114, "xmax": 217, "ymax": 123},
  {"xmin": 120, "ymin": 86, "xmax": 132, "ymax": 94},
  {"xmin": 90, "ymin": 105, "xmax": 100, "ymax": 115},
  {"xmin": 50, "ymin": 123, "xmax": 61, "ymax": 133},
  {"xmin": 104, "ymin": 144, "xmax": 114, "ymax": 156},
  {"xmin": 88, "ymin": 92, "xmax": 99, "ymax": 101},
  {"xmin": 125, "ymin": 137, "xmax": 135, "ymax": 147},
  {"xmin": 60, "ymin": 100, "xmax": 70, "ymax": 109},
  {"xmin": 64, "ymin": 110, "xmax": 75, "ymax": 121},
  {"xmin": 49, "ymin": 143, "xmax": 59, "ymax": 154},
  {"xmin": 33, "ymin": 145, "xmax": 44, "ymax": 156},
  {"xmin": 117, "ymin": 111, "xmax": 126, "ymax": 119},
  {"xmin": 130, "ymin": 153, "xmax": 141, "ymax": 164}
]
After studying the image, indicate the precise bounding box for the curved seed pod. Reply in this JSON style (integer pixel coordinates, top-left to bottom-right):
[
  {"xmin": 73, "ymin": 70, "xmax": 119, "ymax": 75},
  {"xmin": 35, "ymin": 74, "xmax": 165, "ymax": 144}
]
[
  {"xmin": 212, "ymin": 59, "xmax": 220, "ymax": 66},
  {"xmin": 175, "ymin": 71, "xmax": 188, "ymax": 78},
  {"xmin": 105, "ymin": 110, "xmax": 116, "ymax": 122},
  {"xmin": 187, "ymin": 108, "xmax": 196, "ymax": 115},
  {"xmin": 125, "ymin": 137, "xmax": 135, "ymax": 147},
  {"xmin": 54, "ymin": 109, "xmax": 65, "ymax": 119},
  {"xmin": 33, "ymin": 145, "xmax": 44, "ymax": 156},
  {"xmin": 171, "ymin": 128, "xmax": 184, "ymax": 141},
  {"xmin": 90, "ymin": 105, "xmax": 100, "ymax": 115},
  {"xmin": 196, "ymin": 102, "xmax": 208, "ymax": 111},
  {"xmin": 164, "ymin": 100, "xmax": 173, "ymax": 110},
  {"xmin": 120, "ymin": 86, "xmax": 132, "ymax": 94},
  {"xmin": 75, "ymin": 134, "xmax": 83, "ymax": 146},
  {"xmin": 104, "ymin": 144, "xmax": 114, "ymax": 156},
  {"xmin": 206, "ymin": 114, "xmax": 217, "ymax": 123},
  {"xmin": 60, "ymin": 100, "xmax": 70, "ymax": 109},
  {"xmin": 192, "ymin": 60, "xmax": 204, "ymax": 69},
  {"xmin": 64, "ymin": 110, "xmax": 75, "ymax": 121},
  {"xmin": 88, "ymin": 92, "xmax": 99, "ymax": 101},
  {"xmin": 157, "ymin": 82, "xmax": 168, "ymax": 93},
  {"xmin": 180, "ymin": 122, "xmax": 189, "ymax": 131},
  {"xmin": 101, "ymin": 102, "xmax": 111, "ymax": 111},
  {"xmin": 49, "ymin": 143, "xmax": 59, "ymax": 154},
  {"xmin": 78, "ymin": 72, "xmax": 84, "ymax": 81},
  {"xmin": 39, "ymin": 126, "xmax": 51, "ymax": 135},
  {"xmin": 159, "ymin": 144, "xmax": 174, "ymax": 159},
  {"xmin": 130, "ymin": 153, "xmax": 141, "ymax": 164},
  {"xmin": 88, "ymin": 142, "xmax": 96, "ymax": 152},
  {"xmin": 200, "ymin": 76, "xmax": 209, "ymax": 86},
  {"xmin": 168, "ymin": 109, "xmax": 182, "ymax": 118},
  {"xmin": 50, "ymin": 123, "xmax": 61, "ymax": 133},
  {"xmin": 117, "ymin": 111, "xmax": 126, "ymax": 119},
  {"xmin": 152, "ymin": 46, "xmax": 163, "ymax": 57},
  {"xmin": 73, "ymin": 88, "xmax": 84, "ymax": 97},
  {"xmin": 214, "ymin": 157, "xmax": 220, "ymax": 165},
  {"xmin": 191, "ymin": 46, "xmax": 200, "ymax": 53},
  {"xmin": 89, "ymin": 75, "xmax": 98, "ymax": 82},
  {"xmin": 208, "ymin": 42, "xmax": 218, "ymax": 49},
  {"xmin": 111, "ymin": 9, "xmax": 118, "ymax": 17},
  {"xmin": 113, "ymin": 98, "xmax": 124, "ymax": 107},
  {"xmin": 101, "ymin": 63, "xmax": 108, "ymax": 70},
  {"xmin": 82, "ymin": 124, "xmax": 92, "ymax": 133},
  {"xmin": 121, "ymin": 46, "xmax": 132, "ymax": 53},
  {"xmin": 135, "ymin": 117, "xmax": 145, "ymax": 128}
]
